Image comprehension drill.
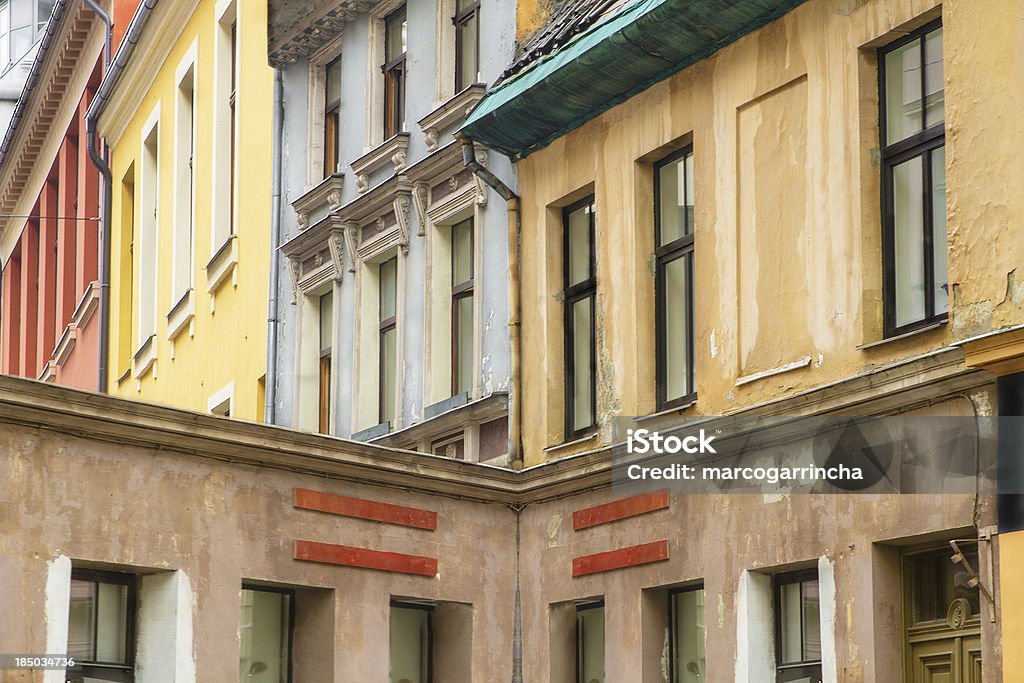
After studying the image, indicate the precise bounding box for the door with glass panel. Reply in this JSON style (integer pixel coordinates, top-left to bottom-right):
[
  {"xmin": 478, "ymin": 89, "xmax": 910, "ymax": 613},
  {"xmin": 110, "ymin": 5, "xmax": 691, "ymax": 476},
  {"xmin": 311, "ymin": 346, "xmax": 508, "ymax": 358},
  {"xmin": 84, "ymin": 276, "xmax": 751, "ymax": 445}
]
[
  {"xmin": 239, "ymin": 586, "xmax": 292, "ymax": 683},
  {"xmin": 576, "ymin": 601, "xmax": 604, "ymax": 683},
  {"xmin": 904, "ymin": 548, "xmax": 982, "ymax": 683},
  {"xmin": 670, "ymin": 586, "xmax": 705, "ymax": 682}
]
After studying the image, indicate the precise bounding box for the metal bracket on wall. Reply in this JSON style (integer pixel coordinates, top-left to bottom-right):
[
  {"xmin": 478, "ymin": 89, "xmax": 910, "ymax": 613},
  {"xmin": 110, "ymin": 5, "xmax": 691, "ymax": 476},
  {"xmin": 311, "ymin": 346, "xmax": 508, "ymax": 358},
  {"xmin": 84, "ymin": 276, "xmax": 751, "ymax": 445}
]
[{"xmin": 949, "ymin": 536, "xmax": 996, "ymax": 622}]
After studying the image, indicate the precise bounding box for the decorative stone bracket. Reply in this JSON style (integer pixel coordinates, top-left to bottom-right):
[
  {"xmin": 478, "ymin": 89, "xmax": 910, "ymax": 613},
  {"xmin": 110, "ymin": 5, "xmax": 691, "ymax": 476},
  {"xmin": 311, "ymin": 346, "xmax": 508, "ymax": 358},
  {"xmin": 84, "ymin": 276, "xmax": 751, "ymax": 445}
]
[
  {"xmin": 350, "ymin": 133, "xmax": 410, "ymax": 193},
  {"xmin": 347, "ymin": 188, "xmax": 413, "ymax": 270},
  {"xmin": 418, "ymin": 84, "xmax": 487, "ymax": 152}
]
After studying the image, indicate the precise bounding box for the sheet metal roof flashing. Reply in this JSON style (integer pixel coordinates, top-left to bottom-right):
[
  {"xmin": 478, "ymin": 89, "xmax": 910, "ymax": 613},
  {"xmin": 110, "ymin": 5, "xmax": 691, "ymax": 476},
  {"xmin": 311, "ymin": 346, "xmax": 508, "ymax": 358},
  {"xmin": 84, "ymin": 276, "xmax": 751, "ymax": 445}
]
[{"xmin": 460, "ymin": 0, "xmax": 807, "ymax": 158}]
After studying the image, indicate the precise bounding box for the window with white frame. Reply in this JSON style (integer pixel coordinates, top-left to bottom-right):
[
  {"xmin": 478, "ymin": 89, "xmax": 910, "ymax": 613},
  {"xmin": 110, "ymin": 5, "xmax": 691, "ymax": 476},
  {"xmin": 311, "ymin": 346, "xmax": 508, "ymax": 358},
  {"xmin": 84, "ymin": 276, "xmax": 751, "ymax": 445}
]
[
  {"xmin": 454, "ymin": 0, "xmax": 480, "ymax": 91},
  {"xmin": 137, "ymin": 120, "xmax": 159, "ymax": 350},
  {"xmin": 382, "ymin": 6, "xmax": 407, "ymax": 139},
  {"xmin": 774, "ymin": 571, "xmax": 822, "ymax": 683},
  {"xmin": 212, "ymin": 1, "xmax": 238, "ymax": 252},
  {"xmin": 318, "ymin": 290, "xmax": 333, "ymax": 434},
  {"xmin": 172, "ymin": 55, "xmax": 196, "ymax": 305}
]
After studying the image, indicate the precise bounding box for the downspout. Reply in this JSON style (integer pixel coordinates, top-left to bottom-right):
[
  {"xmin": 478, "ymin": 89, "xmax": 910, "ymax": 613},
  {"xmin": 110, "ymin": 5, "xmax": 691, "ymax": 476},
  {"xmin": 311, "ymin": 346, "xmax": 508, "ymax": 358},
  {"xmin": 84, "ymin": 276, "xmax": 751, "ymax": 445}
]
[
  {"xmin": 84, "ymin": 0, "xmax": 112, "ymax": 392},
  {"xmin": 460, "ymin": 138, "xmax": 523, "ymax": 471},
  {"xmin": 264, "ymin": 69, "xmax": 284, "ymax": 423}
]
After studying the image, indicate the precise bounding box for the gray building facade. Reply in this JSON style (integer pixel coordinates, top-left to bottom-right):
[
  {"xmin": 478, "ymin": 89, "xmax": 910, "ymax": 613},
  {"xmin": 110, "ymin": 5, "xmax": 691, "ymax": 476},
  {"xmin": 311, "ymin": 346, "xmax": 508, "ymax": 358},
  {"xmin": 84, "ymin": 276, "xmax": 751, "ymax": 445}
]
[{"xmin": 266, "ymin": 0, "xmax": 517, "ymax": 464}]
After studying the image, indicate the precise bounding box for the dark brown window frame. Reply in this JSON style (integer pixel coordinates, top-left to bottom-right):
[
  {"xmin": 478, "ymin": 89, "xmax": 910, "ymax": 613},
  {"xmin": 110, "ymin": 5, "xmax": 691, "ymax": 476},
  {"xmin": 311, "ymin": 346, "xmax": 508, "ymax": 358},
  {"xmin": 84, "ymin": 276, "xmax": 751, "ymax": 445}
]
[
  {"xmin": 240, "ymin": 583, "xmax": 296, "ymax": 683},
  {"xmin": 382, "ymin": 6, "xmax": 407, "ymax": 140},
  {"xmin": 454, "ymin": 0, "xmax": 481, "ymax": 92},
  {"xmin": 68, "ymin": 568, "xmax": 138, "ymax": 682},
  {"xmin": 668, "ymin": 583, "xmax": 704, "ymax": 683},
  {"xmin": 451, "ymin": 218, "xmax": 474, "ymax": 397},
  {"xmin": 878, "ymin": 17, "xmax": 946, "ymax": 338},
  {"xmin": 654, "ymin": 146, "xmax": 696, "ymax": 410},
  {"xmin": 563, "ymin": 196, "xmax": 597, "ymax": 441},
  {"xmin": 379, "ymin": 256, "xmax": 398, "ymax": 426},
  {"xmin": 323, "ymin": 55, "xmax": 342, "ymax": 179},
  {"xmin": 772, "ymin": 569, "xmax": 823, "ymax": 683}
]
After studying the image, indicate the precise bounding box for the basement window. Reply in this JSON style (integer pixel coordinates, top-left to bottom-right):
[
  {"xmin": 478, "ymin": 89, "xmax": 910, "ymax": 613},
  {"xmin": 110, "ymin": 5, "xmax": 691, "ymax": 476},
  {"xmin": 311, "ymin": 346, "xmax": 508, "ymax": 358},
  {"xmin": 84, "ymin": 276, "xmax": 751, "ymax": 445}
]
[{"xmin": 67, "ymin": 569, "xmax": 136, "ymax": 682}]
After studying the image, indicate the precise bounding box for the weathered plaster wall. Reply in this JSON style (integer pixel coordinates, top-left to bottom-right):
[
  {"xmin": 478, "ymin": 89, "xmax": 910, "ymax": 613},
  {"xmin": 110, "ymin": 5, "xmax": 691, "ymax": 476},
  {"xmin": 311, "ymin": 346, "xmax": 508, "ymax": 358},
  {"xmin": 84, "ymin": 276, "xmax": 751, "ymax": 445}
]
[
  {"xmin": 0, "ymin": 375, "xmax": 1002, "ymax": 681},
  {"xmin": 513, "ymin": 0, "xmax": 1024, "ymax": 464},
  {"xmin": 0, "ymin": 420, "xmax": 517, "ymax": 681}
]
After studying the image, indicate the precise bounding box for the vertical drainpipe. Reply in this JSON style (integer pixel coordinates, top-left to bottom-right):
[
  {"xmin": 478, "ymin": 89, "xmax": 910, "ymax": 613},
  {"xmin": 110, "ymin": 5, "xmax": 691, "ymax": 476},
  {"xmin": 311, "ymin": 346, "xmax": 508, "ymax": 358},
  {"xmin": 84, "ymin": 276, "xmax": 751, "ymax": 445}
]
[
  {"xmin": 264, "ymin": 69, "xmax": 284, "ymax": 423},
  {"xmin": 462, "ymin": 137, "xmax": 524, "ymax": 682},
  {"xmin": 84, "ymin": 0, "xmax": 112, "ymax": 393},
  {"xmin": 460, "ymin": 138, "xmax": 523, "ymax": 470}
]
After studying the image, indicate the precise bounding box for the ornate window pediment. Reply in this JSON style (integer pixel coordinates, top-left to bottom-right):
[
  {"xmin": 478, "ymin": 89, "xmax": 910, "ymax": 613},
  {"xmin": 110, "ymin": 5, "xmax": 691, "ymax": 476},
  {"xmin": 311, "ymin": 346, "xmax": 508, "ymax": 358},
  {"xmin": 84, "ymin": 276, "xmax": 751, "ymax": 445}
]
[{"xmin": 407, "ymin": 141, "xmax": 487, "ymax": 233}]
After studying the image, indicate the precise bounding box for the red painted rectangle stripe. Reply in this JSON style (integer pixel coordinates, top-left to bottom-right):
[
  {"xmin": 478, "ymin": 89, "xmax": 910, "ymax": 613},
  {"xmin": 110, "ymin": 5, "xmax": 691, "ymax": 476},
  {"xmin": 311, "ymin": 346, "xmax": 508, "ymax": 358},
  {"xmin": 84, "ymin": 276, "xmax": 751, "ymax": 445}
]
[
  {"xmin": 572, "ymin": 491, "xmax": 670, "ymax": 530},
  {"xmin": 294, "ymin": 488, "xmax": 437, "ymax": 530},
  {"xmin": 294, "ymin": 540, "xmax": 438, "ymax": 577},
  {"xmin": 572, "ymin": 540, "xmax": 669, "ymax": 577}
]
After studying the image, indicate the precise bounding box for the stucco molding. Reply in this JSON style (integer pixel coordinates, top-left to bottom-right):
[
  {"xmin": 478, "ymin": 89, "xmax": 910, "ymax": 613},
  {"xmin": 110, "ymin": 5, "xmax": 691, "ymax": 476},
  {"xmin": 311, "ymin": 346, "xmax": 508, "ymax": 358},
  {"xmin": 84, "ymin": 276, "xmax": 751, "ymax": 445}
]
[
  {"xmin": 165, "ymin": 289, "xmax": 195, "ymax": 342},
  {"xmin": 417, "ymin": 84, "xmax": 487, "ymax": 152},
  {"xmin": 95, "ymin": 0, "xmax": 201, "ymax": 148},
  {"xmin": 0, "ymin": 5, "xmax": 102, "ymax": 254},
  {"xmin": 291, "ymin": 173, "xmax": 345, "ymax": 228},
  {"xmin": 282, "ymin": 217, "xmax": 348, "ymax": 299},
  {"xmin": 350, "ymin": 133, "xmax": 410, "ymax": 193},
  {"xmin": 0, "ymin": 346, "xmax": 997, "ymax": 505},
  {"xmin": 267, "ymin": 0, "xmax": 376, "ymax": 69},
  {"xmin": 205, "ymin": 235, "xmax": 238, "ymax": 294}
]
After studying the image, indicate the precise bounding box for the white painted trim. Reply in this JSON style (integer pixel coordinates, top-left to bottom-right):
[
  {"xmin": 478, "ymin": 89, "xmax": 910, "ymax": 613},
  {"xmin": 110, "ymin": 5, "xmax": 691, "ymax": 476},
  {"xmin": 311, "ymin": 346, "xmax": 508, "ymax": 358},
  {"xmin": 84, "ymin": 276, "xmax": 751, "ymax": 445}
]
[
  {"xmin": 43, "ymin": 555, "xmax": 72, "ymax": 683},
  {"xmin": 138, "ymin": 103, "xmax": 162, "ymax": 347},
  {"xmin": 208, "ymin": 380, "xmax": 235, "ymax": 415},
  {"xmin": 818, "ymin": 556, "xmax": 838, "ymax": 683},
  {"xmin": 306, "ymin": 34, "xmax": 344, "ymax": 188},
  {"xmin": 210, "ymin": 0, "xmax": 238, "ymax": 254},
  {"xmin": 172, "ymin": 46, "xmax": 198, "ymax": 303},
  {"xmin": 97, "ymin": 0, "xmax": 200, "ymax": 148},
  {"xmin": 365, "ymin": 0, "xmax": 406, "ymax": 149},
  {"xmin": 215, "ymin": 0, "xmax": 236, "ymax": 23},
  {"xmin": 136, "ymin": 571, "xmax": 196, "ymax": 683},
  {"xmin": 733, "ymin": 570, "xmax": 773, "ymax": 683},
  {"xmin": 735, "ymin": 356, "xmax": 812, "ymax": 387}
]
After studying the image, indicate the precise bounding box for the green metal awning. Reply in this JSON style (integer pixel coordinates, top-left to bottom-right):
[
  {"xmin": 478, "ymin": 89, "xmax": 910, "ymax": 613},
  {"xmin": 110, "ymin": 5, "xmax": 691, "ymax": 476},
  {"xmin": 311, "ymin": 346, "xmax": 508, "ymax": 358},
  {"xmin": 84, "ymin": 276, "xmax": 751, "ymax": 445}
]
[{"xmin": 459, "ymin": 0, "xmax": 807, "ymax": 158}]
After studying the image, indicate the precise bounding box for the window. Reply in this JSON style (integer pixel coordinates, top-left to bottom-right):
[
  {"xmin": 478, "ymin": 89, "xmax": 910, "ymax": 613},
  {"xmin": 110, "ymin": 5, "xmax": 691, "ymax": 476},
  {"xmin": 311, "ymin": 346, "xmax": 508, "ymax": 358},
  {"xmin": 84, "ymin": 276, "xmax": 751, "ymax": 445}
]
[
  {"xmin": 228, "ymin": 20, "xmax": 238, "ymax": 235},
  {"xmin": 239, "ymin": 586, "xmax": 292, "ymax": 683},
  {"xmin": 67, "ymin": 569, "xmax": 136, "ymax": 682},
  {"xmin": 879, "ymin": 19, "xmax": 946, "ymax": 336},
  {"xmin": 383, "ymin": 6, "xmax": 407, "ymax": 139},
  {"xmin": 0, "ymin": 1, "xmax": 10, "ymax": 68},
  {"xmin": 173, "ymin": 61, "xmax": 195, "ymax": 301},
  {"xmin": 575, "ymin": 601, "xmax": 604, "ymax": 683},
  {"xmin": 390, "ymin": 602, "xmax": 432, "ymax": 683},
  {"xmin": 451, "ymin": 218, "xmax": 474, "ymax": 396},
  {"xmin": 379, "ymin": 257, "xmax": 398, "ymax": 425},
  {"xmin": 655, "ymin": 147, "xmax": 695, "ymax": 408},
  {"xmin": 138, "ymin": 123, "xmax": 159, "ymax": 347},
  {"xmin": 318, "ymin": 290, "xmax": 333, "ymax": 434},
  {"xmin": 454, "ymin": 0, "xmax": 480, "ymax": 91},
  {"xmin": 774, "ymin": 571, "xmax": 822, "ymax": 683},
  {"xmin": 670, "ymin": 586, "xmax": 705, "ymax": 682},
  {"xmin": 564, "ymin": 197, "xmax": 596, "ymax": 439},
  {"xmin": 323, "ymin": 55, "xmax": 342, "ymax": 178}
]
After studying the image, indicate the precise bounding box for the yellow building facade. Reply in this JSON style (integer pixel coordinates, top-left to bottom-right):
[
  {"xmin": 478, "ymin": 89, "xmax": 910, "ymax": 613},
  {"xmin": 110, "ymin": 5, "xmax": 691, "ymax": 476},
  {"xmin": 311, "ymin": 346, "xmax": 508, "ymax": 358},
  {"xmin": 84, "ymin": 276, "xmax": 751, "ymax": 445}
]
[{"xmin": 96, "ymin": 0, "xmax": 273, "ymax": 419}]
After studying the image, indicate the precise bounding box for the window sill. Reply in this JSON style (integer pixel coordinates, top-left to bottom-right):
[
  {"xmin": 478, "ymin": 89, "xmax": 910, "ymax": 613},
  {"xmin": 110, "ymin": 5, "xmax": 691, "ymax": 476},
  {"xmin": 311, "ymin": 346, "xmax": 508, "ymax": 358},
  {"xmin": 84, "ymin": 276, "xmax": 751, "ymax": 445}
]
[
  {"xmin": 735, "ymin": 356, "xmax": 811, "ymax": 387},
  {"xmin": 351, "ymin": 132, "xmax": 410, "ymax": 193},
  {"xmin": 857, "ymin": 319, "xmax": 947, "ymax": 351},
  {"xmin": 166, "ymin": 288, "xmax": 195, "ymax": 341},
  {"xmin": 543, "ymin": 430, "xmax": 599, "ymax": 455},
  {"xmin": 634, "ymin": 396, "xmax": 697, "ymax": 423},
  {"xmin": 132, "ymin": 334, "xmax": 157, "ymax": 380},
  {"xmin": 418, "ymin": 83, "xmax": 487, "ymax": 151},
  {"xmin": 206, "ymin": 235, "xmax": 238, "ymax": 294},
  {"xmin": 292, "ymin": 173, "xmax": 345, "ymax": 221}
]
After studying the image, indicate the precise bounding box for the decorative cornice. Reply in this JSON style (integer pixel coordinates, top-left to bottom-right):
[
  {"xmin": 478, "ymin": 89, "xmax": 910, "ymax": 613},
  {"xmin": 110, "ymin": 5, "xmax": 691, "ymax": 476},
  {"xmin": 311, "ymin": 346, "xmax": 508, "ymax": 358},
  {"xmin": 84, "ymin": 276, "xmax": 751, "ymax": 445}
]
[
  {"xmin": 418, "ymin": 84, "xmax": 487, "ymax": 152},
  {"xmin": 0, "ymin": 4, "xmax": 100, "ymax": 246},
  {"xmin": 350, "ymin": 133, "xmax": 409, "ymax": 193},
  {"xmin": 291, "ymin": 173, "xmax": 345, "ymax": 228},
  {"xmin": 268, "ymin": 0, "xmax": 383, "ymax": 69},
  {"xmin": 0, "ymin": 347, "xmax": 996, "ymax": 505}
]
